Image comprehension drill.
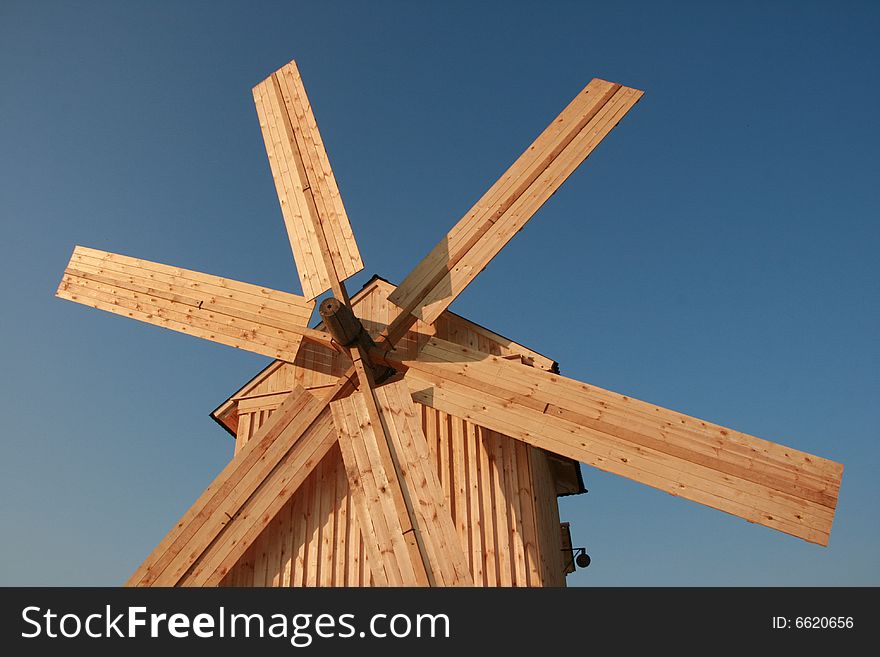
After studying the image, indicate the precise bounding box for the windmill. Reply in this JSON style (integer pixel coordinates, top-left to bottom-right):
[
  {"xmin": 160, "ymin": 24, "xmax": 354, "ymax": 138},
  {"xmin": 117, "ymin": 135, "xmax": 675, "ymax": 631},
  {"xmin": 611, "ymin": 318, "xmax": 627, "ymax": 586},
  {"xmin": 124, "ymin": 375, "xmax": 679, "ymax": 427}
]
[{"xmin": 56, "ymin": 60, "xmax": 843, "ymax": 587}]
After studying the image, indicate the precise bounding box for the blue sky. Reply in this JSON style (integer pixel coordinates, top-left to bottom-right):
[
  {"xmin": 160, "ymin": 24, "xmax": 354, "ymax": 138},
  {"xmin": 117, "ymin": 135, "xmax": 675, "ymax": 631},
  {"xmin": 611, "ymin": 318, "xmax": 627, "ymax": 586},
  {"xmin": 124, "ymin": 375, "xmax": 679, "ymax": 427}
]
[{"xmin": 1, "ymin": 0, "xmax": 877, "ymax": 586}]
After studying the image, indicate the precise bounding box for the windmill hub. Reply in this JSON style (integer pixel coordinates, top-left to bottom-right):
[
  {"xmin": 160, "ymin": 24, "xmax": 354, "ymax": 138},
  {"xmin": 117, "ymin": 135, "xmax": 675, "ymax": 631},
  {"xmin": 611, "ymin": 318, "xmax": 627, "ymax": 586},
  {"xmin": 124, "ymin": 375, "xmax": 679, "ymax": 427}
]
[{"xmin": 319, "ymin": 297, "xmax": 367, "ymax": 347}]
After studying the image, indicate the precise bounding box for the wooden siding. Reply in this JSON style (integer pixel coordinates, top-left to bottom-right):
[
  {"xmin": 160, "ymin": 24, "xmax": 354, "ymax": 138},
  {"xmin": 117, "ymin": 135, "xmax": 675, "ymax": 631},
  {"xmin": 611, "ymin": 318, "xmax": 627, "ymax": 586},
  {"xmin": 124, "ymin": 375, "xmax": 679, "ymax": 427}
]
[
  {"xmin": 221, "ymin": 401, "xmax": 565, "ymax": 587},
  {"xmin": 214, "ymin": 276, "xmax": 572, "ymax": 587}
]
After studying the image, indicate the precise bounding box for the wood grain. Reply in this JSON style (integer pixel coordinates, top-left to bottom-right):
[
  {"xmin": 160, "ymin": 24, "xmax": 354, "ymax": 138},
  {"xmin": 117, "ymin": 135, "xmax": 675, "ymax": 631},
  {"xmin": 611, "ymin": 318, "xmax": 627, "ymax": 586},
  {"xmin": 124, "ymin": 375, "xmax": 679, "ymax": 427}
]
[
  {"xmin": 387, "ymin": 78, "xmax": 642, "ymax": 327},
  {"xmin": 395, "ymin": 337, "xmax": 843, "ymax": 546},
  {"xmin": 253, "ymin": 60, "xmax": 363, "ymax": 299}
]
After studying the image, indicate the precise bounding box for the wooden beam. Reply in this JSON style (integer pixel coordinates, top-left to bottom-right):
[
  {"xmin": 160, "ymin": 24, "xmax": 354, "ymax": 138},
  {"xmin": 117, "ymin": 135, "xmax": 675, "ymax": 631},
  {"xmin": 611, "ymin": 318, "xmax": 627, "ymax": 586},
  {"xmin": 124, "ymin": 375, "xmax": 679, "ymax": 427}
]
[
  {"xmin": 57, "ymin": 246, "xmax": 332, "ymax": 361},
  {"xmin": 331, "ymin": 379, "xmax": 473, "ymax": 586},
  {"xmin": 372, "ymin": 380, "xmax": 473, "ymax": 586},
  {"xmin": 127, "ymin": 379, "xmax": 354, "ymax": 587},
  {"xmin": 253, "ymin": 60, "xmax": 363, "ymax": 300},
  {"xmin": 386, "ymin": 78, "xmax": 642, "ymax": 329},
  {"xmin": 388, "ymin": 338, "xmax": 843, "ymax": 546}
]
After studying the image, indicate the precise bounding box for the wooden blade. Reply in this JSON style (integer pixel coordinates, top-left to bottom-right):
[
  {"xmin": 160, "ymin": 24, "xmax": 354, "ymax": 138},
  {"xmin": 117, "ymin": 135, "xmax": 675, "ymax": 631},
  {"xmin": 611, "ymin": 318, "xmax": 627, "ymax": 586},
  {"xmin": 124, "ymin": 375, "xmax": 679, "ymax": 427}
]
[
  {"xmin": 253, "ymin": 60, "xmax": 363, "ymax": 300},
  {"xmin": 127, "ymin": 382, "xmax": 344, "ymax": 587},
  {"xmin": 57, "ymin": 245, "xmax": 333, "ymax": 360},
  {"xmin": 386, "ymin": 78, "xmax": 642, "ymax": 329},
  {"xmin": 389, "ymin": 338, "xmax": 843, "ymax": 546},
  {"xmin": 331, "ymin": 378, "xmax": 473, "ymax": 586}
]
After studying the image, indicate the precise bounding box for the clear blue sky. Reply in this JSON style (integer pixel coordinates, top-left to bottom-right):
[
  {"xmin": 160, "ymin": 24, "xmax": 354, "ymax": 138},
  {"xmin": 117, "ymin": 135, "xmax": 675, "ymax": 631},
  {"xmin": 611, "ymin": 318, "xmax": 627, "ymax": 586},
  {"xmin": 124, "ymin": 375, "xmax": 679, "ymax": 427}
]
[{"xmin": 1, "ymin": 0, "xmax": 877, "ymax": 586}]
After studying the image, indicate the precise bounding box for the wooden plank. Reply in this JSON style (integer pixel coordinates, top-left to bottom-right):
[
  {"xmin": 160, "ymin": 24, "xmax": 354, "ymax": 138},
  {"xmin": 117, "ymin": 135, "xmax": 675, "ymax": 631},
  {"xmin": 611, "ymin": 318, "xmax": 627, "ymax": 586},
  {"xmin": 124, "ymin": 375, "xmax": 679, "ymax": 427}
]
[
  {"xmin": 412, "ymin": 338, "xmax": 841, "ymax": 500},
  {"xmin": 465, "ymin": 421, "xmax": 485, "ymax": 585},
  {"xmin": 235, "ymin": 412, "xmax": 252, "ymax": 456},
  {"xmin": 60, "ymin": 265, "xmax": 318, "ymax": 349},
  {"xmin": 57, "ymin": 246, "xmax": 331, "ymax": 361},
  {"xmin": 59, "ymin": 276, "xmax": 304, "ymax": 362},
  {"xmin": 489, "ymin": 431, "xmax": 512, "ymax": 585},
  {"xmin": 450, "ymin": 416, "xmax": 469, "ymax": 551},
  {"xmin": 319, "ymin": 452, "xmax": 336, "ymax": 586},
  {"xmin": 504, "ymin": 436, "xmax": 528, "ymax": 586},
  {"xmin": 253, "ymin": 60, "xmax": 363, "ymax": 299},
  {"xmin": 68, "ymin": 248, "xmax": 313, "ymax": 323},
  {"xmin": 182, "ymin": 407, "xmax": 338, "ymax": 586},
  {"xmin": 387, "ymin": 78, "xmax": 642, "ymax": 327},
  {"xmin": 373, "ymin": 380, "xmax": 473, "ymax": 586},
  {"xmin": 267, "ymin": 503, "xmax": 283, "ymax": 586},
  {"xmin": 396, "ymin": 338, "xmax": 843, "ymax": 545},
  {"xmin": 349, "ymin": 351, "xmax": 426, "ymax": 584},
  {"xmin": 280, "ymin": 63, "xmax": 360, "ymax": 273},
  {"xmin": 333, "ymin": 446, "xmax": 348, "ymax": 587},
  {"xmin": 292, "ymin": 471, "xmax": 309, "ymax": 587},
  {"xmin": 127, "ymin": 385, "xmax": 320, "ymax": 586},
  {"xmin": 255, "ymin": 76, "xmax": 322, "ymax": 299},
  {"xmin": 530, "ymin": 449, "xmax": 565, "ymax": 586},
  {"xmin": 408, "ymin": 369, "xmax": 836, "ymax": 545},
  {"xmin": 333, "ymin": 392, "xmax": 401, "ymax": 585},
  {"xmin": 515, "ymin": 442, "xmax": 542, "ymax": 586},
  {"xmin": 279, "ymin": 497, "xmax": 294, "ymax": 587},
  {"xmin": 478, "ymin": 428, "xmax": 498, "ymax": 586},
  {"xmin": 418, "ymin": 87, "xmax": 643, "ymax": 325},
  {"xmin": 305, "ymin": 465, "xmax": 320, "ymax": 587},
  {"xmin": 127, "ymin": 383, "xmax": 340, "ymax": 587},
  {"xmin": 275, "ymin": 67, "xmax": 347, "ymax": 301},
  {"xmin": 69, "ymin": 246, "xmax": 313, "ymax": 318},
  {"xmin": 65, "ymin": 264, "xmax": 314, "ymax": 342}
]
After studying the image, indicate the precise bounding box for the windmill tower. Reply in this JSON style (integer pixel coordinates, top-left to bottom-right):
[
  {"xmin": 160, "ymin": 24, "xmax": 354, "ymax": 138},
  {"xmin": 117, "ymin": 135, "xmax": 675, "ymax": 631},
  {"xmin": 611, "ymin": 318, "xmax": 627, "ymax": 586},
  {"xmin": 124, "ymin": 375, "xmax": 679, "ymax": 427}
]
[{"xmin": 56, "ymin": 60, "xmax": 843, "ymax": 587}]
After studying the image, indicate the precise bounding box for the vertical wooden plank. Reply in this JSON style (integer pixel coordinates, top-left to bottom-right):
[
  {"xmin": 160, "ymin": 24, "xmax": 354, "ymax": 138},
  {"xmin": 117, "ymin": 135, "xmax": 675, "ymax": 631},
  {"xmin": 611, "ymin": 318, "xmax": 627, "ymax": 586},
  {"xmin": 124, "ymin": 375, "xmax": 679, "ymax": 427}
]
[
  {"xmin": 333, "ymin": 447, "xmax": 348, "ymax": 587},
  {"xmin": 465, "ymin": 421, "xmax": 485, "ymax": 586},
  {"xmin": 346, "ymin": 498, "xmax": 360, "ymax": 587},
  {"xmin": 306, "ymin": 461, "xmax": 322, "ymax": 587},
  {"xmin": 490, "ymin": 431, "xmax": 512, "ymax": 586},
  {"xmin": 292, "ymin": 476, "xmax": 308, "ymax": 588},
  {"xmin": 438, "ymin": 411, "xmax": 452, "ymax": 506},
  {"xmin": 450, "ymin": 416, "xmax": 468, "ymax": 550},
  {"xmin": 235, "ymin": 412, "xmax": 252, "ymax": 456},
  {"xmin": 251, "ymin": 528, "xmax": 269, "ymax": 587},
  {"xmin": 266, "ymin": 512, "xmax": 282, "ymax": 587},
  {"xmin": 478, "ymin": 427, "xmax": 498, "ymax": 586},
  {"xmin": 515, "ymin": 442, "xmax": 542, "ymax": 587},
  {"xmin": 425, "ymin": 406, "xmax": 438, "ymax": 480},
  {"xmin": 374, "ymin": 381, "xmax": 472, "ymax": 586},
  {"xmin": 334, "ymin": 395, "xmax": 396, "ymax": 586},
  {"xmin": 283, "ymin": 493, "xmax": 298, "ymax": 587},
  {"xmin": 504, "ymin": 438, "xmax": 528, "ymax": 587},
  {"xmin": 529, "ymin": 447, "xmax": 564, "ymax": 587},
  {"xmin": 349, "ymin": 389, "xmax": 417, "ymax": 584},
  {"xmin": 319, "ymin": 452, "xmax": 336, "ymax": 586}
]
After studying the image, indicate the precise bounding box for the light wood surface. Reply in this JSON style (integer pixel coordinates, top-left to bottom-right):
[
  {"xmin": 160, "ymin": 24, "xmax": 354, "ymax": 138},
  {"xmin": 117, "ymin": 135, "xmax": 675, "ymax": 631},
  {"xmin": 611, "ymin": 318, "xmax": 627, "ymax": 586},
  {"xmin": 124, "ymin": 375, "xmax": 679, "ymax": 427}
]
[
  {"xmin": 387, "ymin": 78, "xmax": 642, "ymax": 327},
  {"xmin": 253, "ymin": 60, "xmax": 363, "ymax": 299},
  {"xmin": 393, "ymin": 337, "xmax": 842, "ymax": 546},
  {"xmin": 57, "ymin": 246, "xmax": 323, "ymax": 361},
  {"xmin": 220, "ymin": 391, "xmax": 563, "ymax": 587},
  {"xmin": 127, "ymin": 384, "xmax": 339, "ymax": 586}
]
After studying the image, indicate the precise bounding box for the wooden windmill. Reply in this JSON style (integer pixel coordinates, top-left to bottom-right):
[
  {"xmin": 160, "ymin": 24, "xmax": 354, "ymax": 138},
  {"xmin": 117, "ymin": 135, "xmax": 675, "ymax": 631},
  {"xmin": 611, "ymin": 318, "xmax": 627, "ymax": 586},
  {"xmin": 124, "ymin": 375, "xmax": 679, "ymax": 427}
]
[{"xmin": 56, "ymin": 60, "xmax": 843, "ymax": 587}]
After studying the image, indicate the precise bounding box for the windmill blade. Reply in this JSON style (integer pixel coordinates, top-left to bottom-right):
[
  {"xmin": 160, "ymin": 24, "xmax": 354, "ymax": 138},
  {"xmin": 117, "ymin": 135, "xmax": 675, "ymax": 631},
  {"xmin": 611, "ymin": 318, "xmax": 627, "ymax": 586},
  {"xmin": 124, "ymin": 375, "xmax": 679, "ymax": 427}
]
[
  {"xmin": 386, "ymin": 78, "xmax": 642, "ymax": 331},
  {"xmin": 57, "ymin": 245, "xmax": 332, "ymax": 361},
  {"xmin": 253, "ymin": 60, "xmax": 363, "ymax": 300},
  {"xmin": 127, "ymin": 382, "xmax": 344, "ymax": 587},
  {"xmin": 331, "ymin": 378, "xmax": 473, "ymax": 586},
  {"xmin": 386, "ymin": 338, "xmax": 843, "ymax": 546}
]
